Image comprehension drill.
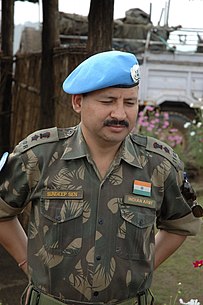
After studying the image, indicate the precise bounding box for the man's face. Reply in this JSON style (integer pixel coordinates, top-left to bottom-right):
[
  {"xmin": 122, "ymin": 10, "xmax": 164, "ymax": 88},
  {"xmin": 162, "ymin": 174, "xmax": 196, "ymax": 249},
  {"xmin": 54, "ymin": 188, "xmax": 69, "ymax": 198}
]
[{"xmin": 72, "ymin": 86, "xmax": 139, "ymax": 146}]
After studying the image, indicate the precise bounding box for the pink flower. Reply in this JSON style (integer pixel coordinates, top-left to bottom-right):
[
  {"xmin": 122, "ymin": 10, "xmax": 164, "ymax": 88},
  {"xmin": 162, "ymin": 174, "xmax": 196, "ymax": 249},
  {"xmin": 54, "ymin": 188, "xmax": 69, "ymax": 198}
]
[
  {"xmin": 169, "ymin": 128, "xmax": 178, "ymax": 133},
  {"xmin": 163, "ymin": 121, "xmax": 170, "ymax": 128},
  {"xmin": 163, "ymin": 112, "xmax": 169, "ymax": 119},
  {"xmin": 138, "ymin": 111, "xmax": 144, "ymax": 117},
  {"xmin": 145, "ymin": 106, "xmax": 154, "ymax": 112}
]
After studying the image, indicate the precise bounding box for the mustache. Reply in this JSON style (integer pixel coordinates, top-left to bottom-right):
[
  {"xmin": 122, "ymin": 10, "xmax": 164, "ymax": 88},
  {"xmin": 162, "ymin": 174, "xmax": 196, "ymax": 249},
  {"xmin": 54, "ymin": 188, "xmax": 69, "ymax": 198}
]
[{"xmin": 103, "ymin": 119, "xmax": 129, "ymax": 127}]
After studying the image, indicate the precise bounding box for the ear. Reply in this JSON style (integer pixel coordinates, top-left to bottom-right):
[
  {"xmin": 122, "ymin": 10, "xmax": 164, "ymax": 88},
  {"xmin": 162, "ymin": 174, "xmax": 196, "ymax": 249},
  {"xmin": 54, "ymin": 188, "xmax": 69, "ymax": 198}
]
[{"xmin": 72, "ymin": 94, "xmax": 83, "ymax": 113}]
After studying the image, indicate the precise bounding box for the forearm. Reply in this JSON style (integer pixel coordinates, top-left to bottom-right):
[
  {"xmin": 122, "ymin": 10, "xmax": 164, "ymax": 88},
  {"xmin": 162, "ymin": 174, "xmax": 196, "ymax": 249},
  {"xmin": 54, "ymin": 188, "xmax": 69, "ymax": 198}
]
[
  {"xmin": 154, "ymin": 229, "xmax": 186, "ymax": 269},
  {"xmin": 0, "ymin": 217, "xmax": 28, "ymax": 273}
]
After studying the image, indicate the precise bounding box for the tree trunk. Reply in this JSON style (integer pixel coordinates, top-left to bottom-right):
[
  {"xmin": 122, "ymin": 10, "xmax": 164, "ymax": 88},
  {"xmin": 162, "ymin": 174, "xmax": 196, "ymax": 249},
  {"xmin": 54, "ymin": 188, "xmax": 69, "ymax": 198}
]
[
  {"xmin": 39, "ymin": 0, "xmax": 60, "ymax": 129},
  {"xmin": 86, "ymin": 0, "xmax": 114, "ymax": 56},
  {"xmin": 0, "ymin": 0, "xmax": 14, "ymax": 155}
]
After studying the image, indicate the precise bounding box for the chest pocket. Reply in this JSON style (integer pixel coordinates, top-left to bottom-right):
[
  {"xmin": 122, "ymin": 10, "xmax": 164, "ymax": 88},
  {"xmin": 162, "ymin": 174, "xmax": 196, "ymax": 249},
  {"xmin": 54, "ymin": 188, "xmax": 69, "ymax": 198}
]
[
  {"xmin": 40, "ymin": 189, "xmax": 84, "ymax": 256},
  {"xmin": 116, "ymin": 194, "xmax": 156, "ymax": 260}
]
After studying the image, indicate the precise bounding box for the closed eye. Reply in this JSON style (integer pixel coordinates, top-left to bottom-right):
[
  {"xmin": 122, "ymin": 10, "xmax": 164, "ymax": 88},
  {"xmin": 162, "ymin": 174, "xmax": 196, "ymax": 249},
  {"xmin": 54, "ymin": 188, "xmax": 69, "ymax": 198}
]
[
  {"xmin": 124, "ymin": 100, "xmax": 137, "ymax": 106},
  {"xmin": 99, "ymin": 100, "xmax": 114, "ymax": 104}
]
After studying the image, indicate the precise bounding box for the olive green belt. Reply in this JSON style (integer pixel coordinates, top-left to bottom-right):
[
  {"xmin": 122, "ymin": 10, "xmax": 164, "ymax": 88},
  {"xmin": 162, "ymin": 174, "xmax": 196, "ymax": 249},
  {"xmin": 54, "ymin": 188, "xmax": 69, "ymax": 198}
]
[
  {"xmin": 23, "ymin": 285, "xmax": 153, "ymax": 305},
  {"xmin": 28, "ymin": 291, "xmax": 138, "ymax": 305}
]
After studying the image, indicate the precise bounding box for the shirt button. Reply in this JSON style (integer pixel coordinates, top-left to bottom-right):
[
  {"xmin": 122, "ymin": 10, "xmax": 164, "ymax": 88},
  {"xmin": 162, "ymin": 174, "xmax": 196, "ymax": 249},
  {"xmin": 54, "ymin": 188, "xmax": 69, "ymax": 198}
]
[
  {"xmin": 139, "ymin": 219, "xmax": 143, "ymax": 226},
  {"xmin": 93, "ymin": 291, "xmax": 99, "ymax": 297},
  {"xmin": 116, "ymin": 247, "xmax": 121, "ymax": 253},
  {"xmin": 98, "ymin": 218, "xmax": 103, "ymax": 225},
  {"xmin": 96, "ymin": 255, "xmax": 101, "ymax": 261}
]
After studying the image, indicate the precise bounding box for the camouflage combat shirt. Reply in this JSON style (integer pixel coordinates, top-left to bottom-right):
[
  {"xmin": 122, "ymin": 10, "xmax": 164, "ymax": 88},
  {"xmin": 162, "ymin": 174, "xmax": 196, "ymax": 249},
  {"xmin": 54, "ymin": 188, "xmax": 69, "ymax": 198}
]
[{"xmin": 0, "ymin": 124, "xmax": 200, "ymax": 303}]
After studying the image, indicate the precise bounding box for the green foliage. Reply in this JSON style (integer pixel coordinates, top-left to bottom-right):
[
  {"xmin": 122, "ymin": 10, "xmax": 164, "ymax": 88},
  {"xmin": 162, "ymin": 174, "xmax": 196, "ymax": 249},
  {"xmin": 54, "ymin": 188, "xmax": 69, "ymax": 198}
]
[
  {"xmin": 137, "ymin": 106, "xmax": 203, "ymax": 171},
  {"xmin": 167, "ymin": 282, "xmax": 182, "ymax": 305},
  {"xmin": 138, "ymin": 108, "xmax": 203, "ymax": 303},
  {"xmin": 152, "ymin": 205, "xmax": 203, "ymax": 304},
  {"xmin": 152, "ymin": 190, "xmax": 203, "ymax": 305},
  {"xmin": 137, "ymin": 106, "xmax": 184, "ymax": 147},
  {"xmin": 183, "ymin": 118, "xmax": 203, "ymax": 170}
]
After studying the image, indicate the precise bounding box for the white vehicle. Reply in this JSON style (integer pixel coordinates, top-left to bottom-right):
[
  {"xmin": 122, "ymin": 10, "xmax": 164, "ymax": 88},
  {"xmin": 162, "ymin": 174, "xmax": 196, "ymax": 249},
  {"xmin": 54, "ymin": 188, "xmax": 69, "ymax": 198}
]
[{"xmin": 137, "ymin": 27, "xmax": 203, "ymax": 143}]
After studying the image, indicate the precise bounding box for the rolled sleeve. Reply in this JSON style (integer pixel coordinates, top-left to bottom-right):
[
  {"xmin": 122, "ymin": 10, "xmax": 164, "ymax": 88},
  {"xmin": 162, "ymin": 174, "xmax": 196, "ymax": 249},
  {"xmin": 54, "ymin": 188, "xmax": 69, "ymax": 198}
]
[
  {"xmin": 0, "ymin": 151, "xmax": 31, "ymax": 219},
  {"xmin": 157, "ymin": 212, "xmax": 202, "ymax": 236},
  {"xmin": 0, "ymin": 197, "xmax": 24, "ymax": 220}
]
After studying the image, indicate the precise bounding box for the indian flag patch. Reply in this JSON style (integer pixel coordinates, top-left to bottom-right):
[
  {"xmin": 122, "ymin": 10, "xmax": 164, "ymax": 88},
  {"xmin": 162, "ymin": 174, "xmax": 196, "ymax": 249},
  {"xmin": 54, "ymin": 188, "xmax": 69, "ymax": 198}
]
[{"xmin": 133, "ymin": 180, "xmax": 152, "ymax": 197}]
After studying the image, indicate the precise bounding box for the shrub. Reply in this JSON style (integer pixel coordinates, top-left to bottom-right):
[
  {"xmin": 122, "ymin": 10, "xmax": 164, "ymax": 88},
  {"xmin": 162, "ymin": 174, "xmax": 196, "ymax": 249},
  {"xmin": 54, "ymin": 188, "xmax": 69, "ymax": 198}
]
[{"xmin": 137, "ymin": 106, "xmax": 203, "ymax": 171}]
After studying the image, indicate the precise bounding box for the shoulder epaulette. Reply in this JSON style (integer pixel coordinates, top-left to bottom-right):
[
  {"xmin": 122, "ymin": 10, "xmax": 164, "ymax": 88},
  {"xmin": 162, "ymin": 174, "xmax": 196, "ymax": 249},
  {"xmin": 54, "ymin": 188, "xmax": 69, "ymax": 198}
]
[
  {"xmin": 146, "ymin": 136, "xmax": 183, "ymax": 171},
  {"xmin": 14, "ymin": 127, "xmax": 76, "ymax": 154},
  {"xmin": 131, "ymin": 133, "xmax": 183, "ymax": 171}
]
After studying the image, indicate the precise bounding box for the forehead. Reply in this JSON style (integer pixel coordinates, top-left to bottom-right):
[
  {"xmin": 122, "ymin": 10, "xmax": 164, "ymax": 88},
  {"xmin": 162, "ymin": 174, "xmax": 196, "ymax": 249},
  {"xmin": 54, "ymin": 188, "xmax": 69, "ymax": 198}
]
[{"xmin": 88, "ymin": 86, "xmax": 139, "ymax": 99}]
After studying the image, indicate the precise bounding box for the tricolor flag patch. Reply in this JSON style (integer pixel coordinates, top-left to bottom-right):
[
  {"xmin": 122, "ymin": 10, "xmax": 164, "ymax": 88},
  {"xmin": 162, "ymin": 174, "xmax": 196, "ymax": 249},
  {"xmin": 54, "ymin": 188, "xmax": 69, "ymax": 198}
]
[{"xmin": 133, "ymin": 180, "xmax": 152, "ymax": 197}]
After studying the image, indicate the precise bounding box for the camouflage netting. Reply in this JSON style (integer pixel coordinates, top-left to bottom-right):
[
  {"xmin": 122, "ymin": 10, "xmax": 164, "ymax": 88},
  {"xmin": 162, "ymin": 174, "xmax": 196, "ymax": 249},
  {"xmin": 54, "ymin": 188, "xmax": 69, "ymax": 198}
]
[
  {"xmin": 112, "ymin": 8, "xmax": 175, "ymax": 53},
  {"xmin": 59, "ymin": 8, "xmax": 172, "ymax": 54},
  {"xmin": 18, "ymin": 8, "xmax": 179, "ymax": 54},
  {"xmin": 59, "ymin": 12, "xmax": 88, "ymax": 36}
]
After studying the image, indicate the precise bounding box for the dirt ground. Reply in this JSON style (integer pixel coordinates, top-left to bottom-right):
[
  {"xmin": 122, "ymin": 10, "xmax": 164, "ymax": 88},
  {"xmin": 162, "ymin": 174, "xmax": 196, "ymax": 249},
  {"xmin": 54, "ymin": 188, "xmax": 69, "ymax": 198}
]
[{"xmin": 0, "ymin": 246, "xmax": 28, "ymax": 305}]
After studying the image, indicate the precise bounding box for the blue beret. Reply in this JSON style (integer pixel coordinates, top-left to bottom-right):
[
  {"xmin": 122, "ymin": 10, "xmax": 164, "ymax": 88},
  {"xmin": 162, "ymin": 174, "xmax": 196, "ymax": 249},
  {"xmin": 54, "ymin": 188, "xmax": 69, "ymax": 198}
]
[{"xmin": 62, "ymin": 50, "xmax": 140, "ymax": 94}]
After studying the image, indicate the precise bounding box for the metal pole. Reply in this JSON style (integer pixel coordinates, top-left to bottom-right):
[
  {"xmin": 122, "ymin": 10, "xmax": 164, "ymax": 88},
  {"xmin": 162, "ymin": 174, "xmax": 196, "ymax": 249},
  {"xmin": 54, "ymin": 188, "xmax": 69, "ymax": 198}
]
[{"xmin": 164, "ymin": 0, "xmax": 171, "ymax": 26}]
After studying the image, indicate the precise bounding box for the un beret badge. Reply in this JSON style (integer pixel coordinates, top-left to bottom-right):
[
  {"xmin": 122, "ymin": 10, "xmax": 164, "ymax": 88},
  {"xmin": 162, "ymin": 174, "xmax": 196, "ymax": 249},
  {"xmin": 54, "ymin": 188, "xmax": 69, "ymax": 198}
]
[{"xmin": 130, "ymin": 64, "xmax": 140, "ymax": 84}]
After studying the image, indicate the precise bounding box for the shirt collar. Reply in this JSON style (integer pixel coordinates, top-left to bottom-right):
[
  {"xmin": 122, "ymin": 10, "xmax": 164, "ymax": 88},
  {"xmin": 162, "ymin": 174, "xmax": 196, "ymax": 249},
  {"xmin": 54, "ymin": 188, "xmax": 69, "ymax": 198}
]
[
  {"xmin": 118, "ymin": 134, "xmax": 142, "ymax": 168},
  {"xmin": 61, "ymin": 124, "xmax": 89, "ymax": 160},
  {"xmin": 61, "ymin": 126, "xmax": 142, "ymax": 169}
]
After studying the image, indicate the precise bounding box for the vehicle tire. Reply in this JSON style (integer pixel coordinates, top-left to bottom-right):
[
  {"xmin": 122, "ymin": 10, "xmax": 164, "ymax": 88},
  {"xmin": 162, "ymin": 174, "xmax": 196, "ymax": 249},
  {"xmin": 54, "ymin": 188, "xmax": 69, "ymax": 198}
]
[{"xmin": 161, "ymin": 111, "xmax": 191, "ymax": 149}]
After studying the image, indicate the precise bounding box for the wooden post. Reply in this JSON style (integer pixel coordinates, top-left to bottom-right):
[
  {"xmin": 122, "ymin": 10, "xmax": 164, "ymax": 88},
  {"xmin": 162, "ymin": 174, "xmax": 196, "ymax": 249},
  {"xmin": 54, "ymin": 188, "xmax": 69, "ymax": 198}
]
[
  {"xmin": 39, "ymin": 0, "xmax": 60, "ymax": 129},
  {"xmin": 86, "ymin": 0, "xmax": 114, "ymax": 56},
  {"xmin": 0, "ymin": 0, "xmax": 14, "ymax": 155}
]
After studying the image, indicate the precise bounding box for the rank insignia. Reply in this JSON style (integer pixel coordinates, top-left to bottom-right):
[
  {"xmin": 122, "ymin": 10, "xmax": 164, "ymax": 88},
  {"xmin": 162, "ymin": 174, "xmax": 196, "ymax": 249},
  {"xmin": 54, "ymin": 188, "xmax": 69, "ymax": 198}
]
[{"xmin": 133, "ymin": 180, "xmax": 151, "ymax": 197}]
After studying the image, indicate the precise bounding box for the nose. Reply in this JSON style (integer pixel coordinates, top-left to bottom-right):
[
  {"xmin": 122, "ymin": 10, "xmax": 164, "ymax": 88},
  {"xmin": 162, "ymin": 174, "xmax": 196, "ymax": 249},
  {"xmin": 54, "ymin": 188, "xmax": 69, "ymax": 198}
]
[{"xmin": 110, "ymin": 103, "xmax": 127, "ymax": 120}]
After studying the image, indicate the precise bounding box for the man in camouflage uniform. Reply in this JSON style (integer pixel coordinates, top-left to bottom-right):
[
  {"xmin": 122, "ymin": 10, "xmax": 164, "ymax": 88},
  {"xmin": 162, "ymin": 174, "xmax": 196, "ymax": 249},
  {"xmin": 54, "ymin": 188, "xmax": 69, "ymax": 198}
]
[{"xmin": 0, "ymin": 51, "xmax": 201, "ymax": 305}]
